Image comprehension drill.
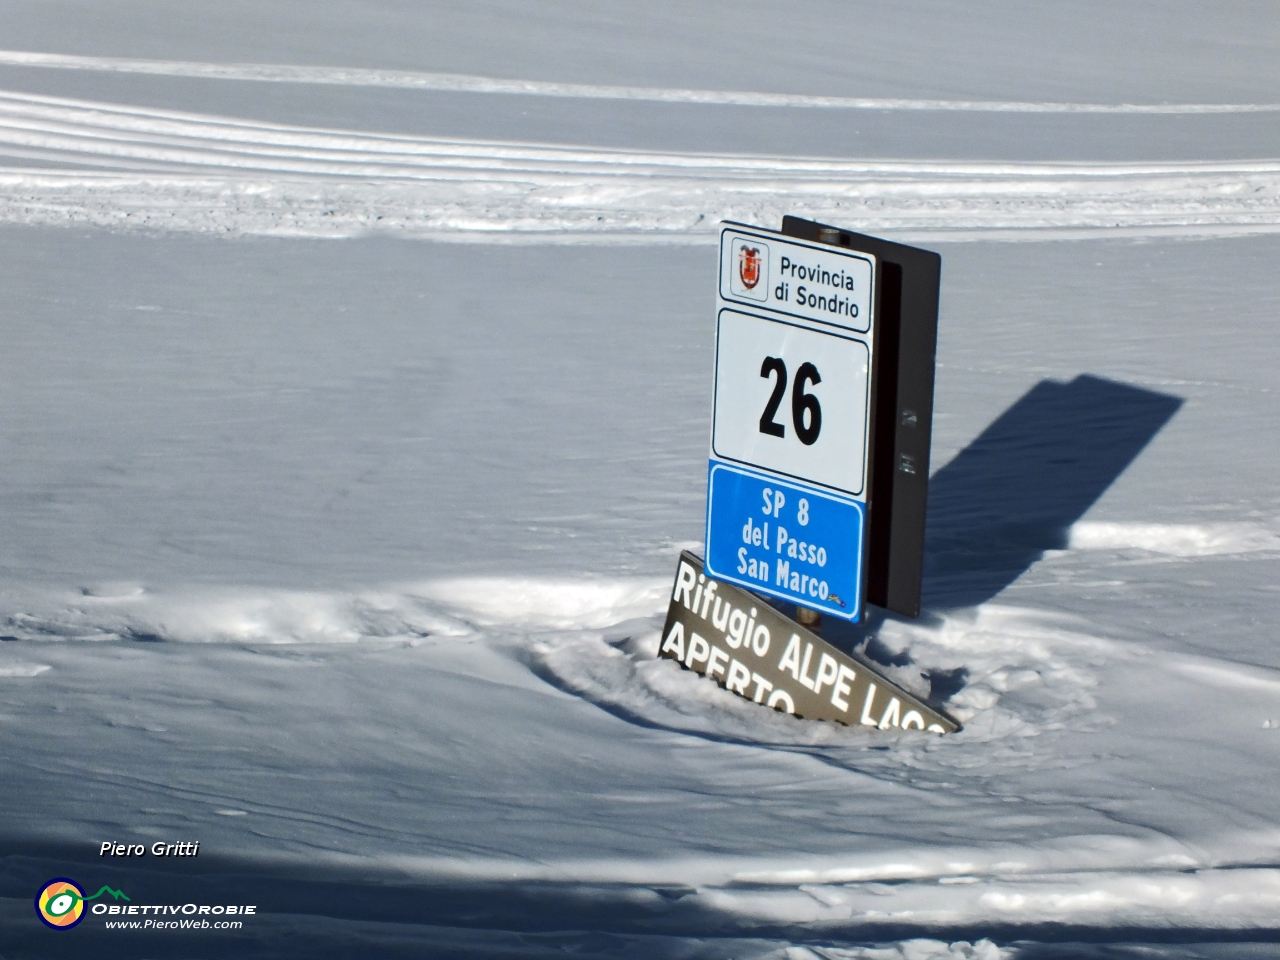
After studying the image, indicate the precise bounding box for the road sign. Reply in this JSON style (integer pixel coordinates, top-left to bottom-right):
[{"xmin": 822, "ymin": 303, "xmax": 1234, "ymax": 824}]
[
  {"xmin": 705, "ymin": 463, "xmax": 864, "ymax": 618},
  {"xmin": 719, "ymin": 226, "xmax": 873, "ymax": 333},
  {"xmin": 706, "ymin": 223, "xmax": 877, "ymax": 621},
  {"xmin": 712, "ymin": 308, "xmax": 870, "ymax": 497},
  {"xmin": 660, "ymin": 551, "xmax": 959, "ymax": 732}
]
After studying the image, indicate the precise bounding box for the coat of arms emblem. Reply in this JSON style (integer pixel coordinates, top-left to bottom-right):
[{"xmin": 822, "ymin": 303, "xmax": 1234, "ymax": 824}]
[{"xmin": 738, "ymin": 245, "xmax": 762, "ymax": 289}]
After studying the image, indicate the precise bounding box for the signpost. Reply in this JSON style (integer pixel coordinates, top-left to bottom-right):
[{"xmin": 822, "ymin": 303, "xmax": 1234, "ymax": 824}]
[{"xmin": 658, "ymin": 218, "xmax": 955, "ymax": 732}]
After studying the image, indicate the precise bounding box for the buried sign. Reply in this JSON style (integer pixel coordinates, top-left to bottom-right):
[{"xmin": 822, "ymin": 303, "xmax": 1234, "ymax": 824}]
[{"xmin": 660, "ymin": 552, "xmax": 959, "ymax": 733}]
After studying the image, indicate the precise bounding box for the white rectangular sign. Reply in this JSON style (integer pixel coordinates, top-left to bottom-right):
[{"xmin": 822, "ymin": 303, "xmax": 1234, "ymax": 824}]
[
  {"xmin": 712, "ymin": 309, "xmax": 870, "ymax": 498},
  {"xmin": 707, "ymin": 221, "xmax": 879, "ymax": 621},
  {"xmin": 719, "ymin": 225, "xmax": 873, "ymax": 334}
]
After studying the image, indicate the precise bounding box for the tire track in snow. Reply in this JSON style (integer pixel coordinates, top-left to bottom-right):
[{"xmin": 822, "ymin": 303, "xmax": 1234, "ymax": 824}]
[
  {"xmin": 0, "ymin": 91, "xmax": 1277, "ymax": 240},
  {"xmin": 2, "ymin": 49, "xmax": 1277, "ymax": 114}
]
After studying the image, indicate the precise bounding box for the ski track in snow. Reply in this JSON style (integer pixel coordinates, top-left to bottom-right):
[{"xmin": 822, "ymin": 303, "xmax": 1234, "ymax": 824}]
[
  {"xmin": 0, "ymin": 90, "xmax": 1277, "ymax": 240},
  {"xmin": 3, "ymin": 49, "xmax": 1276, "ymax": 115}
]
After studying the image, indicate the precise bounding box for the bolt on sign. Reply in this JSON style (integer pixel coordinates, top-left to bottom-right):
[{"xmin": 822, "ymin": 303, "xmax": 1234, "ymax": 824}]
[{"xmin": 660, "ymin": 552, "xmax": 958, "ymax": 732}]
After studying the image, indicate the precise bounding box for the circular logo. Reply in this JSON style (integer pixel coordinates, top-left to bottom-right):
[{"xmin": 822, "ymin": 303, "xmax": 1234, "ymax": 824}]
[{"xmin": 36, "ymin": 878, "xmax": 86, "ymax": 929}]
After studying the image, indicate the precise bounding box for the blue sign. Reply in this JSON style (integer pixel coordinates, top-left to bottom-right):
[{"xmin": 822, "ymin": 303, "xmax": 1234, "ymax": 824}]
[{"xmin": 704, "ymin": 461, "xmax": 865, "ymax": 621}]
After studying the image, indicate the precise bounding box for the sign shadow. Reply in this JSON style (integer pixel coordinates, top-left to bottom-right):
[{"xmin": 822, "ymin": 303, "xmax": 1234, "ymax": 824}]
[
  {"xmin": 820, "ymin": 374, "xmax": 1181, "ymax": 673},
  {"xmin": 923, "ymin": 373, "xmax": 1183, "ymax": 609}
]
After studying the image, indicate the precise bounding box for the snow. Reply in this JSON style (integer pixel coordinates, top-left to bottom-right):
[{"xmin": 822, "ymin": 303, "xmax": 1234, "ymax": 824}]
[
  {"xmin": 1, "ymin": 3, "xmax": 1278, "ymax": 958},
  {"xmin": 3, "ymin": 49, "xmax": 1277, "ymax": 114},
  {"xmin": 1, "ymin": 90, "xmax": 1277, "ymax": 239},
  {"xmin": 1066, "ymin": 521, "xmax": 1280, "ymax": 557}
]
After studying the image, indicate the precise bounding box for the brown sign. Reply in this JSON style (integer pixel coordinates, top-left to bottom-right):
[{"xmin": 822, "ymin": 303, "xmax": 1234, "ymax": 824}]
[{"xmin": 659, "ymin": 552, "xmax": 959, "ymax": 733}]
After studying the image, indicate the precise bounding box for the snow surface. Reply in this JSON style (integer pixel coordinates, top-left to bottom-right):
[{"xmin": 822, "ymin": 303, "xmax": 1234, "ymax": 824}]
[{"xmin": 1, "ymin": 3, "xmax": 1278, "ymax": 958}]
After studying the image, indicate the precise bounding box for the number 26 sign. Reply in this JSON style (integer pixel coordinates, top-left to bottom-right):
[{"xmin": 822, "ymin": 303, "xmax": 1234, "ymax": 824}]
[{"xmin": 712, "ymin": 309, "xmax": 870, "ymax": 498}]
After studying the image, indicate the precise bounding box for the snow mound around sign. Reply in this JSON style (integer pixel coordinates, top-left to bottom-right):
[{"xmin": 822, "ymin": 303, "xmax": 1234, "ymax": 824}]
[
  {"xmin": 517, "ymin": 599, "xmax": 1115, "ymax": 770},
  {"xmin": 872, "ymin": 604, "xmax": 1115, "ymax": 728},
  {"xmin": 1067, "ymin": 519, "xmax": 1280, "ymax": 556},
  {"xmin": 524, "ymin": 622, "xmax": 834, "ymax": 743}
]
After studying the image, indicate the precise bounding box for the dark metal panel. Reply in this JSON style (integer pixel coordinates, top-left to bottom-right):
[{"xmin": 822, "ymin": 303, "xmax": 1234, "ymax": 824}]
[{"xmin": 780, "ymin": 217, "xmax": 940, "ymax": 618}]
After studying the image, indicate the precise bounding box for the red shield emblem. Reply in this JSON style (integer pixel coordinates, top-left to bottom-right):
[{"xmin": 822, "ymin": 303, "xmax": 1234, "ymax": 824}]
[{"xmin": 738, "ymin": 245, "xmax": 762, "ymax": 289}]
